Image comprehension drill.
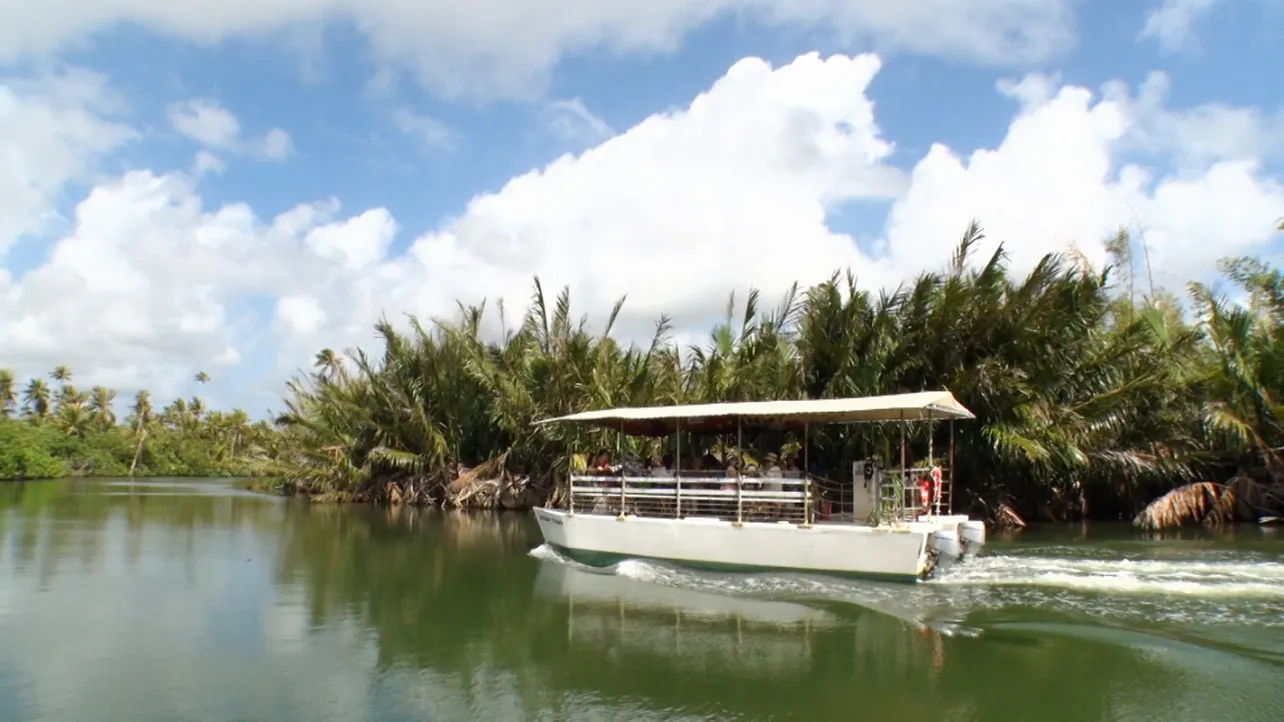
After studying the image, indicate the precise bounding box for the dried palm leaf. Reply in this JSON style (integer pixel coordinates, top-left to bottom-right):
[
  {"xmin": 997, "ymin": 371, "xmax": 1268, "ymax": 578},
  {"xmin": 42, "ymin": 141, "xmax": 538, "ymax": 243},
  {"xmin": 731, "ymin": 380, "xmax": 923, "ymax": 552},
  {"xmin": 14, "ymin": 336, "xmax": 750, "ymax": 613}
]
[{"xmin": 1134, "ymin": 482, "xmax": 1223, "ymax": 530}]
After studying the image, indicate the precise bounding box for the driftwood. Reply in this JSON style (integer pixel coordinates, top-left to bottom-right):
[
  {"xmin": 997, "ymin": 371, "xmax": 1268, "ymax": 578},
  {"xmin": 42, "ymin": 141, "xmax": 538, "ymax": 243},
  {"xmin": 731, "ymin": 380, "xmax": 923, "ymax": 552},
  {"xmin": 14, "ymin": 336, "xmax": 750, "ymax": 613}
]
[
  {"xmin": 994, "ymin": 501, "xmax": 1027, "ymax": 529},
  {"xmin": 442, "ymin": 450, "xmax": 543, "ymax": 510},
  {"xmin": 1133, "ymin": 474, "xmax": 1284, "ymax": 530}
]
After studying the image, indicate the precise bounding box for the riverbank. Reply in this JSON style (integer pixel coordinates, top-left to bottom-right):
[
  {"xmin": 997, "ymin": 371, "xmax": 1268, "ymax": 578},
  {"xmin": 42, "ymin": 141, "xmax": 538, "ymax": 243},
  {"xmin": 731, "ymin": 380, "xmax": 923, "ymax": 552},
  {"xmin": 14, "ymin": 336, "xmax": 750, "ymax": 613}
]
[{"xmin": 255, "ymin": 467, "xmax": 1284, "ymax": 531}]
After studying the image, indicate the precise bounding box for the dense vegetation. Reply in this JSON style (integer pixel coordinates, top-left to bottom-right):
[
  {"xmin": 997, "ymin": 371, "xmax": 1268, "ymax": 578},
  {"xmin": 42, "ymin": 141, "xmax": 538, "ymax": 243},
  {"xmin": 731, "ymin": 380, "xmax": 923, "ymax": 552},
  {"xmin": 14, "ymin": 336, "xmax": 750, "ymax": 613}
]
[
  {"xmin": 269, "ymin": 224, "xmax": 1284, "ymax": 527},
  {"xmin": 0, "ymin": 365, "xmax": 276, "ymax": 480}
]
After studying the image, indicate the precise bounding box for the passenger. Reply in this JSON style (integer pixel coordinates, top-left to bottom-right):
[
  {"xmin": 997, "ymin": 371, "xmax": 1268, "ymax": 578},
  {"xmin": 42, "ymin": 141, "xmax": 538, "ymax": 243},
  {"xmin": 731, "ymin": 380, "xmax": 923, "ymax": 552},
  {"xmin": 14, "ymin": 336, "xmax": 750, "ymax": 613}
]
[
  {"xmin": 720, "ymin": 454, "xmax": 740, "ymax": 520},
  {"xmin": 742, "ymin": 462, "xmax": 762, "ymax": 496},
  {"xmin": 649, "ymin": 455, "xmax": 673, "ymax": 478},
  {"xmin": 764, "ymin": 453, "xmax": 784, "ymax": 490},
  {"xmin": 764, "ymin": 452, "xmax": 782, "ymax": 477},
  {"xmin": 782, "ymin": 455, "xmax": 800, "ymax": 476},
  {"xmin": 591, "ymin": 449, "xmax": 613, "ymax": 473}
]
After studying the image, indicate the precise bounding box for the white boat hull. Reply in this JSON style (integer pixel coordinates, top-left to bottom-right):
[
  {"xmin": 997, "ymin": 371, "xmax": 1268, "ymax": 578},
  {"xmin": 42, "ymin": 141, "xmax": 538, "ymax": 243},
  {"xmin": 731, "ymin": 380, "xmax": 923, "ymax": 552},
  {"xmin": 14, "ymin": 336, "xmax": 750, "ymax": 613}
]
[{"xmin": 533, "ymin": 507, "xmax": 977, "ymax": 580}]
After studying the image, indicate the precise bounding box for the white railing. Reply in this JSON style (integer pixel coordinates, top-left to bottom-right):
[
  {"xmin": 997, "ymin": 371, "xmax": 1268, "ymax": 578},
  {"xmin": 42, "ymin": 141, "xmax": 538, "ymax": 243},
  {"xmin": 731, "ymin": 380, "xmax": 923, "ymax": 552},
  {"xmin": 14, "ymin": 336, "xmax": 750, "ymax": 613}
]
[
  {"xmin": 569, "ymin": 473, "xmax": 811, "ymax": 525},
  {"xmin": 876, "ymin": 466, "xmax": 954, "ymax": 523}
]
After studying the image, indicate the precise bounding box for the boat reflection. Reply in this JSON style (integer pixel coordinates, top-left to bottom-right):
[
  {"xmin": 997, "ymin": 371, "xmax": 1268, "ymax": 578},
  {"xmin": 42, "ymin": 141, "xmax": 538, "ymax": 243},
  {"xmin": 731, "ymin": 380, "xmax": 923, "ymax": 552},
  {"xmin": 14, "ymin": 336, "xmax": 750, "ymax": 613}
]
[{"xmin": 534, "ymin": 558, "xmax": 941, "ymax": 677}]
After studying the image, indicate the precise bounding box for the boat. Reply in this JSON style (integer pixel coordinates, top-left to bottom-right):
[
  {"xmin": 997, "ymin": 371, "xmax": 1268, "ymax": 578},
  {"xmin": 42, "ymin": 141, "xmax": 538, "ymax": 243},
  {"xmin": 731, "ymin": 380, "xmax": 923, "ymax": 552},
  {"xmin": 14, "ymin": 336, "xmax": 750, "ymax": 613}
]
[{"xmin": 531, "ymin": 391, "xmax": 988, "ymax": 581}]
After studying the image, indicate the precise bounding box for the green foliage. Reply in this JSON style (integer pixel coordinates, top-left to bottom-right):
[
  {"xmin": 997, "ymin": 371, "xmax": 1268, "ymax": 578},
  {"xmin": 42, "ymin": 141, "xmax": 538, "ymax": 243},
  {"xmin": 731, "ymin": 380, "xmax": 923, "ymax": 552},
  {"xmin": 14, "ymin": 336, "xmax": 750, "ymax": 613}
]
[
  {"xmin": 268, "ymin": 223, "xmax": 1284, "ymax": 521},
  {"xmin": 0, "ymin": 367, "xmax": 276, "ymax": 481}
]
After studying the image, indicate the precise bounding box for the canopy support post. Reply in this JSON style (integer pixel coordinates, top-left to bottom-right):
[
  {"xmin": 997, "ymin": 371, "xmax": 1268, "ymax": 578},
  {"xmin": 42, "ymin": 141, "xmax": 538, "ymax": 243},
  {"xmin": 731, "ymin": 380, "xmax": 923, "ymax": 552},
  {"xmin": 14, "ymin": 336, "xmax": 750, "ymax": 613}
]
[
  {"xmin": 928, "ymin": 408, "xmax": 937, "ymax": 516},
  {"xmin": 617, "ymin": 420, "xmax": 627, "ymax": 520},
  {"xmin": 735, "ymin": 415, "xmax": 744, "ymax": 526},
  {"xmin": 949, "ymin": 419, "xmax": 956, "ymax": 516},
  {"xmin": 567, "ymin": 446, "xmax": 575, "ymax": 515},
  {"xmin": 675, "ymin": 418, "xmax": 683, "ymax": 518},
  {"xmin": 801, "ymin": 421, "xmax": 812, "ymax": 528},
  {"xmin": 900, "ymin": 410, "xmax": 907, "ymax": 522}
]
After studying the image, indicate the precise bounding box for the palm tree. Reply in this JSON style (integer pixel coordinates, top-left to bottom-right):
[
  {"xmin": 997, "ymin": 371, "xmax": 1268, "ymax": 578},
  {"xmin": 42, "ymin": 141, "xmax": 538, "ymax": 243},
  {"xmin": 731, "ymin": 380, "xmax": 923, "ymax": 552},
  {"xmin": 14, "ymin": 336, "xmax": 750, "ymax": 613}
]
[
  {"xmin": 127, "ymin": 389, "xmax": 154, "ymax": 478},
  {"xmin": 88, "ymin": 386, "xmax": 117, "ymax": 428},
  {"xmin": 0, "ymin": 368, "xmax": 16, "ymax": 417},
  {"xmin": 261, "ymin": 222, "xmax": 1284, "ymax": 525},
  {"xmin": 22, "ymin": 378, "xmax": 51, "ymax": 421},
  {"xmin": 54, "ymin": 399, "xmax": 93, "ymax": 437},
  {"xmin": 131, "ymin": 390, "xmax": 153, "ymax": 427},
  {"xmin": 50, "ymin": 365, "xmax": 72, "ymax": 384},
  {"xmin": 54, "ymin": 384, "xmax": 87, "ymax": 414},
  {"xmin": 195, "ymin": 371, "xmax": 210, "ymax": 384},
  {"xmin": 314, "ymin": 349, "xmax": 343, "ymax": 380}
]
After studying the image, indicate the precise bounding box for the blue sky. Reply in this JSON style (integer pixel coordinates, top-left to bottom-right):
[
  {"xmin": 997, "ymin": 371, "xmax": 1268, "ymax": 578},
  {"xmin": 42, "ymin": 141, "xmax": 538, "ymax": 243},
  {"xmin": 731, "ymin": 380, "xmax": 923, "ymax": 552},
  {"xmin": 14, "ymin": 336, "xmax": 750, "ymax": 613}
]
[{"xmin": 1, "ymin": 0, "xmax": 1282, "ymax": 415}]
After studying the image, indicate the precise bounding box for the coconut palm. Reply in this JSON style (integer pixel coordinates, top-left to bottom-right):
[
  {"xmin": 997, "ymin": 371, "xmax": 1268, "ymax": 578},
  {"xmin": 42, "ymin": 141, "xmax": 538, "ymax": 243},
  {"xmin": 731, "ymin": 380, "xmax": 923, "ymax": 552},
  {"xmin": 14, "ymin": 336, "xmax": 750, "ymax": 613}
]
[
  {"xmin": 22, "ymin": 379, "xmax": 51, "ymax": 421},
  {"xmin": 0, "ymin": 368, "xmax": 16, "ymax": 417},
  {"xmin": 131, "ymin": 390, "xmax": 154, "ymax": 427},
  {"xmin": 88, "ymin": 386, "xmax": 117, "ymax": 428}
]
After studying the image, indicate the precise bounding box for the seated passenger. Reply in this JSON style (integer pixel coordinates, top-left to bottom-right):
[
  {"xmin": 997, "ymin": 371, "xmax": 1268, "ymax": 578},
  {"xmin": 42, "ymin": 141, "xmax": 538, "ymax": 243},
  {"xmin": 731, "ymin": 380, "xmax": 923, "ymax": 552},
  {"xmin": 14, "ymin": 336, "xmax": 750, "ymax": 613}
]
[
  {"xmin": 649, "ymin": 455, "xmax": 674, "ymax": 478},
  {"xmin": 591, "ymin": 449, "xmax": 614, "ymax": 473},
  {"xmin": 763, "ymin": 453, "xmax": 784, "ymax": 492},
  {"xmin": 781, "ymin": 455, "xmax": 802, "ymax": 478}
]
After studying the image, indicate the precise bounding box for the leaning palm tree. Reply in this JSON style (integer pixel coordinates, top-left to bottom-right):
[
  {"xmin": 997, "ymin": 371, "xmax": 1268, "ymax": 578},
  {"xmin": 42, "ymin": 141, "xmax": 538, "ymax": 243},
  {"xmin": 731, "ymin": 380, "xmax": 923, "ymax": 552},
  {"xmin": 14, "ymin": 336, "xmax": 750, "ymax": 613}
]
[{"xmin": 128, "ymin": 390, "xmax": 154, "ymax": 477}]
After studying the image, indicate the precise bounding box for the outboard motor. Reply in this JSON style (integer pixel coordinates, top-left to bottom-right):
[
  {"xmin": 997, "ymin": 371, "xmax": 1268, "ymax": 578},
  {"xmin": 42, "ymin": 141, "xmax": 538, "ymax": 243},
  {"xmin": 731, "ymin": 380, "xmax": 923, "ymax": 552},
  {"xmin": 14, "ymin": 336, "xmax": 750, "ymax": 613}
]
[
  {"xmin": 929, "ymin": 528, "xmax": 962, "ymax": 563},
  {"xmin": 959, "ymin": 519, "xmax": 987, "ymax": 555}
]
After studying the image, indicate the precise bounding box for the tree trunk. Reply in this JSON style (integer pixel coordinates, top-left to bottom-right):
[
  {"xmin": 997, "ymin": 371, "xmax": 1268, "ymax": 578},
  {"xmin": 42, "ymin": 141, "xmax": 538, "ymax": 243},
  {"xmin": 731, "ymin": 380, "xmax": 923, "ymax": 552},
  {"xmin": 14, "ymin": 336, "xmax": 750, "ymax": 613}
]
[{"xmin": 128, "ymin": 425, "xmax": 148, "ymax": 477}]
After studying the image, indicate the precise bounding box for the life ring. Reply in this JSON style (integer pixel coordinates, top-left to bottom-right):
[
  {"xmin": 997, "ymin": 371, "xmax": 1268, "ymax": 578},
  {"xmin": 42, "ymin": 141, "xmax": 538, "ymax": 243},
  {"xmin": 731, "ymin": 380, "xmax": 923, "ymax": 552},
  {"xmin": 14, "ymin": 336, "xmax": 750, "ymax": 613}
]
[{"xmin": 918, "ymin": 478, "xmax": 932, "ymax": 509}]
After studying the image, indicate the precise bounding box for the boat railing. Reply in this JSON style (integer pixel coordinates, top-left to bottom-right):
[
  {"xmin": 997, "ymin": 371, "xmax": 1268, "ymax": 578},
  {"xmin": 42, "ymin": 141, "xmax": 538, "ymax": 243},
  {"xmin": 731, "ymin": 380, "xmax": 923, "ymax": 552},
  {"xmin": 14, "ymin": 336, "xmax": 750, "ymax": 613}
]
[
  {"xmin": 878, "ymin": 466, "xmax": 955, "ymax": 523},
  {"xmin": 569, "ymin": 473, "xmax": 810, "ymax": 525}
]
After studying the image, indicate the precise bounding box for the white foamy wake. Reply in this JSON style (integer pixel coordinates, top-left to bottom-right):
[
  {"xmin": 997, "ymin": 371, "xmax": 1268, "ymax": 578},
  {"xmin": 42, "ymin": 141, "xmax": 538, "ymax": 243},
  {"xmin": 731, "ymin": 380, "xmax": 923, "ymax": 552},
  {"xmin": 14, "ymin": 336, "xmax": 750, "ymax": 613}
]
[
  {"xmin": 931, "ymin": 554, "xmax": 1284, "ymax": 598},
  {"xmin": 527, "ymin": 542, "xmax": 1284, "ymax": 634}
]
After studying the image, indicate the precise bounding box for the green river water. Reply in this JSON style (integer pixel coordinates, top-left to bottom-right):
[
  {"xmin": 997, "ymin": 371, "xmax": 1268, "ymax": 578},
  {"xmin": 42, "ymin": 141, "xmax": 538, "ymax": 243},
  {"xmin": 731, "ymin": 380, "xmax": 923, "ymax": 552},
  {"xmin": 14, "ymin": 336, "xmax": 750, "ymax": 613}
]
[{"xmin": 1, "ymin": 478, "xmax": 1282, "ymax": 722}]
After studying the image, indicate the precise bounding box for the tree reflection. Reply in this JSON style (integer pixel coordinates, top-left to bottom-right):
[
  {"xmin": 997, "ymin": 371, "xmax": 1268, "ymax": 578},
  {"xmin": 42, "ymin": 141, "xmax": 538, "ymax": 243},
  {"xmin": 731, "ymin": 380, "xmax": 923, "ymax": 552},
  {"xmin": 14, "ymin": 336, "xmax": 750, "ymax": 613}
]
[
  {"xmin": 272, "ymin": 506, "xmax": 1176, "ymax": 722},
  {"xmin": 2, "ymin": 481, "xmax": 1267, "ymax": 722}
]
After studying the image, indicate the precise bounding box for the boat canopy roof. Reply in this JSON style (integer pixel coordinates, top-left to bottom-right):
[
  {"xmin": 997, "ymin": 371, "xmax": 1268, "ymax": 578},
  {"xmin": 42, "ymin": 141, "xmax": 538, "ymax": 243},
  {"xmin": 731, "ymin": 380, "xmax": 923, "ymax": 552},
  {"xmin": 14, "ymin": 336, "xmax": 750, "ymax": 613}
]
[{"xmin": 533, "ymin": 390, "xmax": 973, "ymax": 436}]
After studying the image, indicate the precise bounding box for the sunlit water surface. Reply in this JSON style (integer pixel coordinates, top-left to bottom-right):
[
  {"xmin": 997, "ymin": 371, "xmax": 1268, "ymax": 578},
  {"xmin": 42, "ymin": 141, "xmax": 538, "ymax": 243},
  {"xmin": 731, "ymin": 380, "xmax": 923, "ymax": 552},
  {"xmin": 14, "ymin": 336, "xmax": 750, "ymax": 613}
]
[{"xmin": 1, "ymin": 478, "xmax": 1282, "ymax": 721}]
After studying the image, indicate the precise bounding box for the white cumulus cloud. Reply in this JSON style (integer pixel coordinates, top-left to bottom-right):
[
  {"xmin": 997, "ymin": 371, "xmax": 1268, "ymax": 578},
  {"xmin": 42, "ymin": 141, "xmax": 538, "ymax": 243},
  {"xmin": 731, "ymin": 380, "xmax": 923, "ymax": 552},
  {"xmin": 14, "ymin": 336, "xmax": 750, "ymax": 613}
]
[
  {"xmin": 167, "ymin": 98, "xmax": 293, "ymax": 160},
  {"xmin": 2, "ymin": 52, "xmax": 1283, "ymax": 413},
  {"xmin": 1, "ymin": 0, "xmax": 1074, "ymax": 99},
  {"xmin": 0, "ymin": 68, "xmax": 134, "ymax": 255}
]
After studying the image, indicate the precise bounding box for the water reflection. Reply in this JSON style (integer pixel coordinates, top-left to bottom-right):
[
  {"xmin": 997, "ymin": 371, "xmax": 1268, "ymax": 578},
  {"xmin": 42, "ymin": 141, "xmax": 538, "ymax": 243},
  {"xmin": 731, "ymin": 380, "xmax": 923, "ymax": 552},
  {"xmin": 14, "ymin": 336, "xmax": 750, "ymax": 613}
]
[
  {"xmin": 535, "ymin": 559, "xmax": 834, "ymax": 674},
  {"xmin": 2, "ymin": 479, "xmax": 1283, "ymax": 722}
]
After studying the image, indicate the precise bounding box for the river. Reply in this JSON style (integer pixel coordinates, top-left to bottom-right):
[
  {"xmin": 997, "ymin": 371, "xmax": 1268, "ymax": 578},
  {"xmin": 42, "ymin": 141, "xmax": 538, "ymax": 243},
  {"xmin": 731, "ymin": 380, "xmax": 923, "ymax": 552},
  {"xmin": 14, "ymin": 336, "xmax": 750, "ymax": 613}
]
[{"xmin": 1, "ymin": 478, "xmax": 1282, "ymax": 721}]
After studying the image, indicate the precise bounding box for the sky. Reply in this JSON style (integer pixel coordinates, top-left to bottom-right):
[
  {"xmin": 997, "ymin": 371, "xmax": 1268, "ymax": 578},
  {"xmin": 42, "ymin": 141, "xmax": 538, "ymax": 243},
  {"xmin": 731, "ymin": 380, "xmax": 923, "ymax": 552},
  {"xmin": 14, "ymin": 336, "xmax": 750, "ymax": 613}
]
[{"xmin": 1, "ymin": 0, "xmax": 1283, "ymax": 417}]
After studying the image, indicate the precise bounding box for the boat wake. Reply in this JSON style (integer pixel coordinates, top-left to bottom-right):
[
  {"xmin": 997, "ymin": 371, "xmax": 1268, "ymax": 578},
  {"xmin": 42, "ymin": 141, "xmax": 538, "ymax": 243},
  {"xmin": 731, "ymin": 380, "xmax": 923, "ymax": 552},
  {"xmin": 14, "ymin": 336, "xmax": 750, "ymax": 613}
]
[
  {"xmin": 931, "ymin": 552, "xmax": 1284, "ymax": 598},
  {"xmin": 528, "ymin": 542, "xmax": 1284, "ymax": 635}
]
